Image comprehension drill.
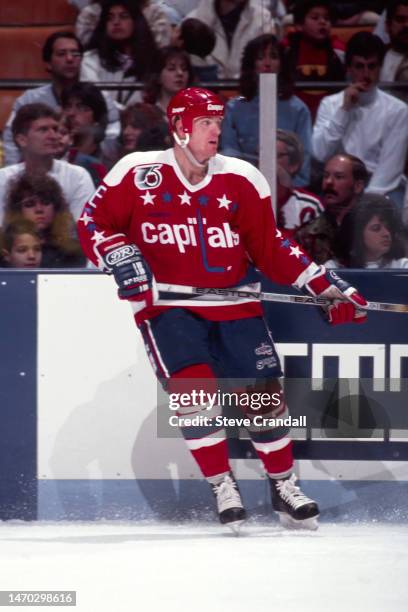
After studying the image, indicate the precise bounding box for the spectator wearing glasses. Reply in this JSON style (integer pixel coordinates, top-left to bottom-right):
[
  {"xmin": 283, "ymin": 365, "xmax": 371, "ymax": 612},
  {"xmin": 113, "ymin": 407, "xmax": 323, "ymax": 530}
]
[
  {"xmin": 275, "ymin": 130, "xmax": 324, "ymax": 237},
  {"xmin": 313, "ymin": 32, "xmax": 408, "ymax": 209}
]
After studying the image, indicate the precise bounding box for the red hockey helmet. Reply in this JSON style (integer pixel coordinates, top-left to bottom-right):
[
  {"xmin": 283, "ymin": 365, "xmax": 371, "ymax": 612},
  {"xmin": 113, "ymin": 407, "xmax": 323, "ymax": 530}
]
[{"xmin": 167, "ymin": 87, "xmax": 225, "ymax": 137}]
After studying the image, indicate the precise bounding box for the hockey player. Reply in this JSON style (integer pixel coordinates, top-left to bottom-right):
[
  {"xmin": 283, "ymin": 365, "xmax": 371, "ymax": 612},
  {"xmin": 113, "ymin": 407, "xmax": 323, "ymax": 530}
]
[{"xmin": 78, "ymin": 87, "xmax": 368, "ymax": 531}]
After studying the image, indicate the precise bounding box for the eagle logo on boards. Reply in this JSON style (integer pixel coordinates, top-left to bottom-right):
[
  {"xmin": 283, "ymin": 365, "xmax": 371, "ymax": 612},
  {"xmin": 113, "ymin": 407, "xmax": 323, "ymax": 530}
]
[{"xmin": 134, "ymin": 165, "xmax": 163, "ymax": 190}]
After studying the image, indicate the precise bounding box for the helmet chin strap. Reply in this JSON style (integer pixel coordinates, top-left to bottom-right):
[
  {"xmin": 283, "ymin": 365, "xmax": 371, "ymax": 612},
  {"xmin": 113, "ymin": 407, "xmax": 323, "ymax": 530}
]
[{"xmin": 173, "ymin": 131, "xmax": 207, "ymax": 169}]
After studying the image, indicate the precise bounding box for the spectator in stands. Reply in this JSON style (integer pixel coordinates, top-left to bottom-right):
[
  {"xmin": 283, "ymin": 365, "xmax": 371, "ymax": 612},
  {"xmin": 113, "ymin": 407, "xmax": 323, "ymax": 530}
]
[
  {"xmin": 101, "ymin": 102, "xmax": 169, "ymax": 168},
  {"xmin": 3, "ymin": 32, "xmax": 81, "ymax": 166},
  {"xmin": 56, "ymin": 114, "xmax": 107, "ymax": 187},
  {"xmin": 2, "ymin": 30, "xmax": 120, "ymax": 167},
  {"xmin": 313, "ymin": 32, "xmax": 408, "ymax": 208},
  {"xmin": 185, "ymin": 0, "xmax": 276, "ymax": 79},
  {"xmin": 380, "ymin": 0, "xmax": 408, "ymax": 102},
  {"xmin": 220, "ymin": 34, "xmax": 312, "ymax": 186},
  {"xmin": 330, "ymin": 2, "xmax": 380, "ymax": 25},
  {"xmin": 80, "ymin": 0, "xmax": 161, "ymax": 107},
  {"xmin": 268, "ymin": 1, "xmax": 288, "ymax": 35},
  {"xmin": 176, "ymin": 18, "xmax": 217, "ymax": 82},
  {"xmin": 60, "ymin": 82, "xmax": 109, "ymax": 184},
  {"xmin": 0, "ymin": 104, "xmax": 95, "ymax": 224},
  {"xmin": 297, "ymin": 153, "xmax": 369, "ymax": 264},
  {"xmin": 373, "ymin": 8, "xmax": 389, "ymax": 44},
  {"xmin": 3, "ymin": 173, "xmax": 86, "ymax": 268},
  {"xmin": 281, "ymin": 0, "xmax": 346, "ymax": 119},
  {"xmin": 0, "ymin": 219, "xmax": 42, "ymax": 269},
  {"xmin": 75, "ymin": 0, "xmax": 172, "ymax": 49},
  {"xmin": 144, "ymin": 46, "xmax": 194, "ymax": 117},
  {"xmin": 326, "ymin": 193, "xmax": 408, "ymax": 268},
  {"xmin": 276, "ymin": 130, "xmax": 324, "ymax": 236}
]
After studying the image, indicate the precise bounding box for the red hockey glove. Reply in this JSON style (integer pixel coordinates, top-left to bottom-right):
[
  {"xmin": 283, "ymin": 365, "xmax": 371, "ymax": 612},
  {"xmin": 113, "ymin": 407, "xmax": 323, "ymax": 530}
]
[
  {"xmin": 96, "ymin": 236, "xmax": 157, "ymax": 307},
  {"xmin": 296, "ymin": 265, "xmax": 367, "ymax": 325}
]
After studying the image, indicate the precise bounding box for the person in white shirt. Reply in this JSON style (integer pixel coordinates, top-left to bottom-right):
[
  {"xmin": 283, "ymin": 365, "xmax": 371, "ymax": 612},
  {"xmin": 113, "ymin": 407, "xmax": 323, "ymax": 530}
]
[
  {"xmin": 312, "ymin": 31, "xmax": 408, "ymax": 208},
  {"xmin": 185, "ymin": 0, "xmax": 276, "ymax": 79},
  {"xmin": 380, "ymin": 0, "xmax": 408, "ymax": 102},
  {"xmin": 0, "ymin": 104, "xmax": 94, "ymax": 225}
]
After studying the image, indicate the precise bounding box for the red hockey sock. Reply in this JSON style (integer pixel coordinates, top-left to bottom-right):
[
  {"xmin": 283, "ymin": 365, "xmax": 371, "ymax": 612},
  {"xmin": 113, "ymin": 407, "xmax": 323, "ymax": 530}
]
[
  {"xmin": 169, "ymin": 364, "xmax": 230, "ymax": 478},
  {"xmin": 252, "ymin": 437, "xmax": 294, "ymax": 478}
]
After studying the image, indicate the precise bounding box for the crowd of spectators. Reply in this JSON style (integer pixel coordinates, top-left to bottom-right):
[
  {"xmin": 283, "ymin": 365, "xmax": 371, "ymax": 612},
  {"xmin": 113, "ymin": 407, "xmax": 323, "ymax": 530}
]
[{"xmin": 0, "ymin": 0, "xmax": 407, "ymax": 270}]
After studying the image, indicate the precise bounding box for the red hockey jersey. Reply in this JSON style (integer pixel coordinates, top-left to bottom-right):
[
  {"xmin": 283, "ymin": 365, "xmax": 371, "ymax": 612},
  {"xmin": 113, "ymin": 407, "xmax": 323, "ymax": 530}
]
[{"xmin": 78, "ymin": 149, "xmax": 316, "ymax": 323}]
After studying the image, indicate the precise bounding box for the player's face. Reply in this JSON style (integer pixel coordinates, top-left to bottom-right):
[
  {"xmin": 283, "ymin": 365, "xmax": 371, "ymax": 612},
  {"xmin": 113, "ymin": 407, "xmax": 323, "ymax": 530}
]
[
  {"xmin": 63, "ymin": 97, "xmax": 95, "ymax": 134},
  {"xmin": 188, "ymin": 116, "xmax": 223, "ymax": 162},
  {"xmin": 255, "ymin": 44, "xmax": 280, "ymax": 74},
  {"xmin": 160, "ymin": 56, "xmax": 190, "ymax": 95},
  {"xmin": 122, "ymin": 123, "xmax": 143, "ymax": 152},
  {"xmin": 106, "ymin": 5, "xmax": 134, "ymax": 41},
  {"xmin": 347, "ymin": 55, "xmax": 381, "ymax": 91},
  {"xmin": 301, "ymin": 7, "xmax": 331, "ymax": 42},
  {"xmin": 322, "ymin": 156, "xmax": 358, "ymax": 210},
  {"xmin": 388, "ymin": 6, "xmax": 408, "ymax": 52},
  {"xmin": 3, "ymin": 234, "xmax": 42, "ymax": 268},
  {"xmin": 48, "ymin": 38, "xmax": 82, "ymax": 81},
  {"xmin": 17, "ymin": 118, "xmax": 59, "ymax": 157},
  {"xmin": 20, "ymin": 195, "xmax": 56, "ymax": 231},
  {"xmin": 363, "ymin": 215, "xmax": 392, "ymax": 260}
]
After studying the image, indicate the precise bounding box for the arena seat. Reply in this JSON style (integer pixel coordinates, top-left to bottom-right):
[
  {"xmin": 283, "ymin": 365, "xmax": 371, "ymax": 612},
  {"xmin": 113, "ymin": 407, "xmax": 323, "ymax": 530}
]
[
  {"xmin": 0, "ymin": 1, "xmax": 78, "ymax": 26},
  {"xmin": 0, "ymin": 26, "xmax": 74, "ymax": 79}
]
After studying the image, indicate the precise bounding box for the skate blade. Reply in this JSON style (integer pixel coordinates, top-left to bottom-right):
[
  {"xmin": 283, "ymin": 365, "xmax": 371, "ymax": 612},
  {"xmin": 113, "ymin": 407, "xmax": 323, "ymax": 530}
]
[
  {"xmin": 277, "ymin": 512, "xmax": 319, "ymax": 531},
  {"xmin": 227, "ymin": 520, "xmax": 245, "ymax": 536}
]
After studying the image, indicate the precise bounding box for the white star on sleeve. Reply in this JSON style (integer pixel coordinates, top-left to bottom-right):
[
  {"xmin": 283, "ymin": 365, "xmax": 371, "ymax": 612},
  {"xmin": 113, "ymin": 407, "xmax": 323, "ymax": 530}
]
[
  {"xmin": 141, "ymin": 191, "xmax": 156, "ymax": 205},
  {"xmin": 289, "ymin": 245, "xmax": 303, "ymax": 258},
  {"xmin": 79, "ymin": 211, "xmax": 94, "ymax": 226},
  {"xmin": 275, "ymin": 229, "xmax": 282, "ymax": 238},
  {"xmin": 217, "ymin": 194, "xmax": 231, "ymax": 210},
  {"xmin": 178, "ymin": 191, "xmax": 191, "ymax": 205},
  {"xmin": 90, "ymin": 230, "xmax": 106, "ymax": 244}
]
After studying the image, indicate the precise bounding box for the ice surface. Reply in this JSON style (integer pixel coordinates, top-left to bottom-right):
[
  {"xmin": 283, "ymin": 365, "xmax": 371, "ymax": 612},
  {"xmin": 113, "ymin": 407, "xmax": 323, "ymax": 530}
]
[{"xmin": 0, "ymin": 521, "xmax": 407, "ymax": 611}]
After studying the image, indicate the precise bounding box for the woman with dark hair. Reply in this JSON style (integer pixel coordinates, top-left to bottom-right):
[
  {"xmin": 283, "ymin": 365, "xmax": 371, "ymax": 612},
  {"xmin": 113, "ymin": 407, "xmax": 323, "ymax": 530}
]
[
  {"xmin": 220, "ymin": 33, "xmax": 312, "ymax": 186},
  {"xmin": 143, "ymin": 46, "xmax": 194, "ymax": 116},
  {"xmin": 326, "ymin": 194, "xmax": 408, "ymax": 269},
  {"xmin": 101, "ymin": 102, "xmax": 170, "ymax": 168},
  {"xmin": 80, "ymin": 0, "xmax": 160, "ymax": 108},
  {"xmin": 4, "ymin": 173, "xmax": 86, "ymax": 268}
]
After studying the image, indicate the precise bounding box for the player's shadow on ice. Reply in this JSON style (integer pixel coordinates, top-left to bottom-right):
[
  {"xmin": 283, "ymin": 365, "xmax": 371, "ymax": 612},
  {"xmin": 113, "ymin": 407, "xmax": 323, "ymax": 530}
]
[{"xmin": 48, "ymin": 366, "xmax": 213, "ymax": 521}]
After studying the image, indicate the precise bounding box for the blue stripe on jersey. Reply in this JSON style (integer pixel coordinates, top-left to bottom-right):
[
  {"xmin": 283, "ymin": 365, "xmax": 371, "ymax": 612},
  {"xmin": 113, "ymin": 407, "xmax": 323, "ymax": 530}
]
[{"xmin": 196, "ymin": 209, "xmax": 225, "ymax": 273}]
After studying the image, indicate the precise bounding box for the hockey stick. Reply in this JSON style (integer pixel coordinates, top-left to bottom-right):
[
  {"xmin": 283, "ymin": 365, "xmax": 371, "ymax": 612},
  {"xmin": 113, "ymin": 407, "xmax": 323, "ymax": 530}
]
[{"xmin": 157, "ymin": 283, "xmax": 408, "ymax": 314}]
